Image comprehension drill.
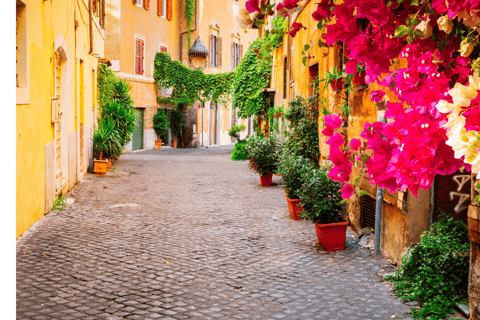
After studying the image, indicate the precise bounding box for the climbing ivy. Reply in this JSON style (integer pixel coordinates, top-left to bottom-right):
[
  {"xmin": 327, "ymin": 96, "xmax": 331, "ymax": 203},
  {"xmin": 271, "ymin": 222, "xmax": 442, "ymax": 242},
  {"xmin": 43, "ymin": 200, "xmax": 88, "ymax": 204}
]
[
  {"xmin": 97, "ymin": 63, "xmax": 118, "ymax": 109},
  {"xmin": 153, "ymin": 52, "xmax": 235, "ymax": 107},
  {"xmin": 186, "ymin": 0, "xmax": 195, "ymax": 50},
  {"xmin": 232, "ymin": 38, "xmax": 272, "ymax": 118},
  {"xmin": 267, "ymin": 17, "xmax": 287, "ymax": 50}
]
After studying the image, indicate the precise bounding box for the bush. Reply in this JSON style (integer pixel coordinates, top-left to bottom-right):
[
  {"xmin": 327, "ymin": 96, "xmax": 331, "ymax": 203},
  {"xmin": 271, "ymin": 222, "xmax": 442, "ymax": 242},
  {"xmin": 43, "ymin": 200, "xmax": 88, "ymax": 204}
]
[
  {"xmin": 228, "ymin": 124, "xmax": 246, "ymax": 142},
  {"xmin": 244, "ymin": 134, "xmax": 279, "ymax": 175},
  {"xmin": 231, "ymin": 140, "xmax": 248, "ymax": 161},
  {"xmin": 92, "ymin": 117, "xmax": 123, "ymax": 159},
  {"xmin": 385, "ymin": 215, "xmax": 469, "ymax": 319},
  {"xmin": 277, "ymin": 152, "xmax": 311, "ymax": 200},
  {"xmin": 297, "ymin": 165, "xmax": 343, "ymax": 224},
  {"xmin": 153, "ymin": 109, "xmax": 170, "ymax": 141},
  {"xmin": 101, "ymin": 101, "xmax": 137, "ymax": 147},
  {"xmin": 170, "ymin": 107, "xmax": 186, "ymax": 141}
]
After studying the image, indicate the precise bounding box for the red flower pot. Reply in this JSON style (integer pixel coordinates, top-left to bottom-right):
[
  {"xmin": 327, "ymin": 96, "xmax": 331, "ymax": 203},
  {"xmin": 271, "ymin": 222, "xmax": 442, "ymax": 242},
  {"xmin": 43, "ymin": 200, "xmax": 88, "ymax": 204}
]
[
  {"xmin": 314, "ymin": 221, "xmax": 349, "ymax": 251},
  {"xmin": 329, "ymin": 78, "xmax": 343, "ymax": 91},
  {"xmin": 260, "ymin": 172, "xmax": 273, "ymax": 187},
  {"xmin": 352, "ymin": 71, "xmax": 366, "ymax": 86},
  {"xmin": 285, "ymin": 194, "xmax": 303, "ymax": 220}
]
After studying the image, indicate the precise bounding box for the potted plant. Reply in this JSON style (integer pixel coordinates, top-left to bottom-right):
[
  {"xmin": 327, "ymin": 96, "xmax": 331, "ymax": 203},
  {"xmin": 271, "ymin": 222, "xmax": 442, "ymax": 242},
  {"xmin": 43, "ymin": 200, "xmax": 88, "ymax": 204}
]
[
  {"xmin": 170, "ymin": 108, "xmax": 186, "ymax": 148},
  {"xmin": 298, "ymin": 165, "xmax": 348, "ymax": 251},
  {"xmin": 244, "ymin": 134, "xmax": 279, "ymax": 186},
  {"xmin": 277, "ymin": 152, "xmax": 311, "ymax": 220},
  {"xmin": 92, "ymin": 118, "xmax": 122, "ymax": 175},
  {"xmin": 352, "ymin": 63, "xmax": 366, "ymax": 86},
  {"xmin": 153, "ymin": 109, "xmax": 170, "ymax": 150},
  {"xmin": 320, "ymin": 67, "xmax": 345, "ymax": 91},
  {"xmin": 229, "ymin": 124, "xmax": 249, "ymax": 161}
]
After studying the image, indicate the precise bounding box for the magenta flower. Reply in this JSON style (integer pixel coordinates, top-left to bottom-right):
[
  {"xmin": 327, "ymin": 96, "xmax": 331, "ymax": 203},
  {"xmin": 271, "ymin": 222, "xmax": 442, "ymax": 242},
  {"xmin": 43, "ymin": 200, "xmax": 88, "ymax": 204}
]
[
  {"xmin": 322, "ymin": 114, "xmax": 343, "ymax": 136},
  {"xmin": 339, "ymin": 183, "xmax": 354, "ymax": 199},
  {"xmin": 350, "ymin": 138, "xmax": 361, "ymax": 151},
  {"xmin": 245, "ymin": 0, "xmax": 261, "ymax": 13},
  {"xmin": 289, "ymin": 22, "xmax": 304, "ymax": 38},
  {"xmin": 369, "ymin": 90, "xmax": 385, "ymax": 103}
]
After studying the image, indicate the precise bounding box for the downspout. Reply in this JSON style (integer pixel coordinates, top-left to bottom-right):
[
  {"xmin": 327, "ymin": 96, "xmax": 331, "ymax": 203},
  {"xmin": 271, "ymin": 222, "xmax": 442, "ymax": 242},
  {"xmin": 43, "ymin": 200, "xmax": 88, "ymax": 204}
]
[
  {"xmin": 374, "ymin": 112, "xmax": 387, "ymax": 256},
  {"xmin": 201, "ymin": 102, "xmax": 204, "ymax": 147},
  {"xmin": 88, "ymin": 0, "xmax": 93, "ymax": 54},
  {"xmin": 179, "ymin": 0, "xmax": 197, "ymax": 62}
]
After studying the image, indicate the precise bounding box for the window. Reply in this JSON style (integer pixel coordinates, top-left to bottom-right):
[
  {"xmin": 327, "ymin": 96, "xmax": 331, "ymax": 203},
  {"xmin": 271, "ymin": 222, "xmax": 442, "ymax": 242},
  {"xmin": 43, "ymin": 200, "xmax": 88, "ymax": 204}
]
[
  {"xmin": 209, "ymin": 35, "xmax": 222, "ymax": 68},
  {"xmin": 134, "ymin": 0, "xmax": 150, "ymax": 9},
  {"xmin": 159, "ymin": 45, "xmax": 168, "ymax": 53},
  {"xmin": 92, "ymin": 0, "xmax": 105, "ymax": 26},
  {"xmin": 134, "ymin": 0, "xmax": 143, "ymax": 7},
  {"xmin": 135, "ymin": 38, "xmax": 145, "ymax": 75},
  {"xmin": 231, "ymin": 42, "xmax": 243, "ymax": 70},
  {"xmin": 158, "ymin": 0, "xmax": 166, "ymax": 17}
]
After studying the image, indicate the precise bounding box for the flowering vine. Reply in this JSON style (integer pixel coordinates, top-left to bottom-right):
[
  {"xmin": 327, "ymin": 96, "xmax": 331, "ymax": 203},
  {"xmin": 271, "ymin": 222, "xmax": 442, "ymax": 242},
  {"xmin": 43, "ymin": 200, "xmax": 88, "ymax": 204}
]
[{"xmin": 244, "ymin": 0, "xmax": 480, "ymax": 199}]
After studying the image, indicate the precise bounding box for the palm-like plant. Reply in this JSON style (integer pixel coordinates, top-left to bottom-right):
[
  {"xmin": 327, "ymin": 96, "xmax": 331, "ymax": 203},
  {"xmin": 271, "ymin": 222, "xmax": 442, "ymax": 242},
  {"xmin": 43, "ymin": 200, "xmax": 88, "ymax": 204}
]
[{"xmin": 92, "ymin": 117, "xmax": 123, "ymax": 159}]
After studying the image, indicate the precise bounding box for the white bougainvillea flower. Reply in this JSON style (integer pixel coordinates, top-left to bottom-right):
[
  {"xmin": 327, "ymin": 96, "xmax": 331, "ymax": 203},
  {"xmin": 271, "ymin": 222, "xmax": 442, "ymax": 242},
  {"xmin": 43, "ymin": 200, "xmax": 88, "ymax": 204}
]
[
  {"xmin": 235, "ymin": 9, "xmax": 255, "ymax": 30},
  {"xmin": 437, "ymin": 15, "xmax": 453, "ymax": 35},
  {"xmin": 416, "ymin": 17, "xmax": 432, "ymax": 39},
  {"xmin": 460, "ymin": 38, "xmax": 475, "ymax": 57},
  {"xmin": 448, "ymin": 75, "xmax": 480, "ymax": 107}
]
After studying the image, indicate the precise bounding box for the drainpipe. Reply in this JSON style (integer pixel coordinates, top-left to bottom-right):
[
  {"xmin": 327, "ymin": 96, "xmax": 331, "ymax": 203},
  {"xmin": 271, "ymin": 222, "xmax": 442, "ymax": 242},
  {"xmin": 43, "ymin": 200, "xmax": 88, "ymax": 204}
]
[
  {"xmin": 88, "ymin": 0, "xmax": 93, "ymax": 54},
  {"xmin": 374, "ymin": 109, "xmax": 387, "ymax": 256},
  {"xmin": 201, "ymin": 102, "xmax": 204, "ymax": 147}
]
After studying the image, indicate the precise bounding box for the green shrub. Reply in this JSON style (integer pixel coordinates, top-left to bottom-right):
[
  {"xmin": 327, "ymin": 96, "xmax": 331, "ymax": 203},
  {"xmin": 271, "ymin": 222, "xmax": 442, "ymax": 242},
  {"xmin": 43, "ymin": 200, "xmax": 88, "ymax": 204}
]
[
  {"xmin": 277, "ymin": 152, "xmax": 311, "ymax": 200},
  {"xmin": 101, "ymin": 101, "xmax": 137, "ymax": 147},
  {"xmin": 153, "ymin": 109, "xmax": 170, "ymax": 141},
  {"xmin": 170, "ymin": 107, "xmax": 186, "ymax": 140},
  {"xmin": 297, "ymin": 166, "xmax": 343, "ymax": 224},
  {"xmin": 92, "ymin": 117, "xmax": 123, "ymax": 159},
  {"xmin": 385, "ymin": 215, "xmax": 469, "ymax": 319},
  {"xmin": 244, "ymin": 134, "xmax": 279, "ymax": 175},
  {"xmin": 231, "ymin": 140, "xmax": 248, "ymax": 161},
  {"xmin": 228, "ymin": 124, "xmax": 246, "ymax": 142}
]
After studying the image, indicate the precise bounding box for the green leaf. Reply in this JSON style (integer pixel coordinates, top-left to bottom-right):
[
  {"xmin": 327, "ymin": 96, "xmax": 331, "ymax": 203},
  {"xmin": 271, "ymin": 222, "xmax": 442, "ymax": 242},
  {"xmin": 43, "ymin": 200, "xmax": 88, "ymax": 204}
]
[
  {"xmin": 303, "ymin": 44, "xmax": 311, "ymax": 51},
  {"xmin": 358, "ymin": 190, "xmax": 369, "ymax": 197},
  {"xmin": 302, "ymin": 56, "xmax": 308, "ymax": 66},
  {"xmin": 410, "ymin": 0, "xmax": 419, "ymax": 6},
  {"xmin": 354, "ymin": 177, "xmax": 361, "ymax": 185},
  {"xmin": 476, "ymin": 183, "xmax": 480, "ymax": 190},
  {"xmin": 360, "ymin": 154, "xmax": 370, "ymax": 164},
  {"xmin": 394, "ymin": 25, "xmax": 408, "ymax": 39},
  {"xmin": 476, "ymin": 195, "xmax": 480, "ymax": 204}
]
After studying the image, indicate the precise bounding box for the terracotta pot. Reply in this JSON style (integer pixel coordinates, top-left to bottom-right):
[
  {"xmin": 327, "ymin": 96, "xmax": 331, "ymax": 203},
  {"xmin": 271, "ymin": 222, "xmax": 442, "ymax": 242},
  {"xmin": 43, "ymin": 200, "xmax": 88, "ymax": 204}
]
[
  {"xmin": 172, "ymin": 139, "xmax": 177, "ymax": 148},
  {"xmin": 106, "ymin": 158, "xmax": 112, "ymax": 171},
  {"xmin": 285, "ymin": 194, "xmax": 303, "ymax": 220},
  {"xmin": 314, "ymin": 221, "xmax": 349, "ymax": 251},
  {"xmin": 155, "ymin": 140, "xmax": 162, "ymax": 150},
  {"xmin": 94, "ymin": 158, "xmax": 108, "ymax": 175},
  {"xmin": 260, "ymin": 172, "xmax": 273, "ymax": 187},
  {"xmin": 352, "ymin": 71, "xmax": 366, "ymax": 86},
  {"xmin": 329, "ymin": 78, "xmax": 343, "ymax": 91}
]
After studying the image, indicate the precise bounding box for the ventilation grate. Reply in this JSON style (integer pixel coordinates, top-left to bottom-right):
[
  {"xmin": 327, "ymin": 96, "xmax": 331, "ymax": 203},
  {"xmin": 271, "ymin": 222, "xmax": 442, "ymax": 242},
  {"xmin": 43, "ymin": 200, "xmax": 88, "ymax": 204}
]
[{"xmin": 361, "ymin": 195, "xmax": 376, "ymax": 230}]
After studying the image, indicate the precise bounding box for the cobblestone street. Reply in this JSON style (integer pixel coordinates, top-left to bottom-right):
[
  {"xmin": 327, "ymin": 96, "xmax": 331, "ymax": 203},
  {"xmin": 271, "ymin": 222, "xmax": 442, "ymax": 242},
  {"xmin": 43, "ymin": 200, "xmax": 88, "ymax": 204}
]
[{"xmin": 16, "ymin": 147, "xmax": 413, "ymax": 320}]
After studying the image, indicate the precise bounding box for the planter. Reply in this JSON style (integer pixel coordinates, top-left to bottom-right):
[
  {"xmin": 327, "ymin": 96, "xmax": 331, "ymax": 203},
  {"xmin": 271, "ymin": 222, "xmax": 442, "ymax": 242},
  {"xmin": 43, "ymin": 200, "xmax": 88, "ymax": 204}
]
[
  {"xmin": 314, "ymin": 221, "xmax": 349, "ymax": 251},
  {"xmin": 155, "ymin": 140, "xmax": 162, "ymax": 150},
  {"xmin": 94, "ymin": 158, "xmax": 108, "ymax": 175},
  {"xmin": 352, "ymin": 71, "xmax": 366, "ymax": 86},
  {"xmin": 172, "ymin": 139, "xmax": 177, "ymax": 148},
  {"xmin": 106, "ymin": 158, "xmax": 112, "ymax": 171},
  {"xmin": 260, "ymin": 172, "xmax": 273, "ymax": 187},
  {"xmin": 285, "ymin": 194, "xmax": 303, "ymax": 220},
  {"xmin": 329, "ymin": 78, "xmax": 343, "ymax": 91}
]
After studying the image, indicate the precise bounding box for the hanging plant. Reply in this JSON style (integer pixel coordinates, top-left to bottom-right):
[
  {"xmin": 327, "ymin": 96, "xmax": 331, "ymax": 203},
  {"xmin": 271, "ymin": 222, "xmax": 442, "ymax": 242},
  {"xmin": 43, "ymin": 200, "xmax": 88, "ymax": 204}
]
[{"xmin": 186, "ymin": 0, "xmax": 195, "ymax": 50}]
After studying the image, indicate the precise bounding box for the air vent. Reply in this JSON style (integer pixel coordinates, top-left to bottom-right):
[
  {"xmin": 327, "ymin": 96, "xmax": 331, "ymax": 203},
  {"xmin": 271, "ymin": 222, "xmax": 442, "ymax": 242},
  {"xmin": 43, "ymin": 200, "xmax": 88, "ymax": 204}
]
[{"xmin": 361, "ymin": 195, "xmax": 376, "ymax": 230}]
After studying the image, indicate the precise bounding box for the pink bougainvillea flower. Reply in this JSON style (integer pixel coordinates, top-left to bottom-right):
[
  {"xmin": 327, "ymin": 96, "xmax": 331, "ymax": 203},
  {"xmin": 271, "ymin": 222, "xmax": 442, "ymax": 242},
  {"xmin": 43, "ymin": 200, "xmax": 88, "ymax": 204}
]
[
  {"xmin": 350, "ymin": 138, "xmax": 361, "ymax": 151},
  {"xmin": 327, "ymin": 133, "xmax": 345, "ymax": 148},
  {"xmin": 312, "ymin": 0, "xmax": 334, "ymax": 21},
  {"xmin": 370, "ymin": 90, "xmax": 386, "ymax": 103},
  {"xmin": 339, "ymin": 183, "xmax": 355, "ymax": 199},
  {"xmin": 245, "ymin": 0, "xmax": 262, "ymax": 13},
  {"xmin": 322, "ymin": 114, "xmax": 343, "ymax": 136},
  {"xmin": 253, "ymin": 49, "xmax": 259, "ymax": 54},
  {"xmin": 289, "ymin": 22, "xmax": 304, "ymax": 38},
  {"xmin": 283, "ymin": 0, "xmax": 300, "ymax": 10}
]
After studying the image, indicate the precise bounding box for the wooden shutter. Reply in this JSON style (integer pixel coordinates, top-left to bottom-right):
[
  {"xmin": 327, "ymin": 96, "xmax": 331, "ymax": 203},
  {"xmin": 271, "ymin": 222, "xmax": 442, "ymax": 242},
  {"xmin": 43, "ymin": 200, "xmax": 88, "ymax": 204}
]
[
  {"xmin": 144, "ymin": 0, "xmax": 149, "ymax": 9},
  {"xmin": 135, "ymin": 40, "xmax": 140, "ymax": 74},
  {"xmin": 218, "ymin": 37, "xmax": 222, "ymax": 68},
  {"xmin": 166, "ymin": 0, "xmax": 172, "ymax": 20},
  {"xmin": 231, "ymin": 43, "xmax": 235, "ymax": 70},
  {"xmin": 209, "ymin": 34, "xmax": 213, "ymax": 67},
  {"xmin": 157, "ymin": 0, "xmax": 163, "ymax": 16},
  {"xmin": 140, "ymin": 40, "xmax": 145, "ymax": 75}
]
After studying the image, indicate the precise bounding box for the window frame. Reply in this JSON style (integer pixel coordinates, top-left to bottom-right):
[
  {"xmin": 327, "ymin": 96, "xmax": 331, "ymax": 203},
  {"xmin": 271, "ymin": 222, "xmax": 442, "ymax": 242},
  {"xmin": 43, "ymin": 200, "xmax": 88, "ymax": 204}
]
[
  {"xmin": 16, "ymin": 0, "xmax": 29, "ymax": 104},
  {"xmin": 135, "ymin": 0, "xmax": 144, "ymax": 8}
]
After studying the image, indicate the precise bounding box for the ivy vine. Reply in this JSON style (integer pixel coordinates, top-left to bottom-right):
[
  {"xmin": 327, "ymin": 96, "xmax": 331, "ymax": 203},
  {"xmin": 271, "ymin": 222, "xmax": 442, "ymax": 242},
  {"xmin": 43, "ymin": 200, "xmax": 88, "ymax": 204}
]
[
  {"xmin": 232, "ymin": 37, "xmax": 272, "ymax": 118},
  {"xmin": 154, "ymin": 52, "xmax": 235, "ymax": 107},
  {"xmin": 186, "ymin": 0, "xmax": 195, "ymax": 50}
]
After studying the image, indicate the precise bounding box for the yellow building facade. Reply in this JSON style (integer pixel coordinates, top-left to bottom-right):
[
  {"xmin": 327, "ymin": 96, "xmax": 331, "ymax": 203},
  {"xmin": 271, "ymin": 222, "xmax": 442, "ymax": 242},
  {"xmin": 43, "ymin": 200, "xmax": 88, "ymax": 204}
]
[{"xmin": 16, "ymin": 0, "xmax": 105, "ymax": 238}]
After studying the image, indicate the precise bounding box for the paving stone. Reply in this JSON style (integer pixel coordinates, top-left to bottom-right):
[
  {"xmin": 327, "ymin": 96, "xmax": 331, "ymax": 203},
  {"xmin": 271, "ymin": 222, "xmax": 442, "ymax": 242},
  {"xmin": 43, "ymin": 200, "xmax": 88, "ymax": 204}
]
[{"xmin": 16, "ymin": 147, "xmax": 413, "ymax": 319}]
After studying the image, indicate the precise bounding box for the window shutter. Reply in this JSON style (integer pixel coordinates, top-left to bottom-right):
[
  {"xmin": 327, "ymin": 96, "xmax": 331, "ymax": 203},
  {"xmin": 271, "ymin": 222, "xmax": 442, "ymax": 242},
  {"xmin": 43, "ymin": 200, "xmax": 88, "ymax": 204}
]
[
  {"xmin": 240, "ymin": 44, "xmax": 243, "ymax": 60},
  {"xmin": 231, "ymin": 43, "xmax": 235, "ymax": 70},
  {"xmin": 218, "ymin": 37, "xmax": 222, "ymax": 68},
  {"xmin": 135, "ymin": 40, "xmax": 139, "ymax": 74},
  {"xmin": 166, "ymin": 0, "xmax": 172, "ymax": 20},
  {"xmin": 141, "ymin": 41, "xmax": 145, "ymax": 75},
  {"xmin": 144, "ymin": 0, "xmax": 149, "ymax": 9},
  {"xmin": 157, "ymin": 0, "xmax": 162, "ymax": 16},
  {"xmin": 209, "ymin": 34, "xmax": 213, "ymax": 67}
]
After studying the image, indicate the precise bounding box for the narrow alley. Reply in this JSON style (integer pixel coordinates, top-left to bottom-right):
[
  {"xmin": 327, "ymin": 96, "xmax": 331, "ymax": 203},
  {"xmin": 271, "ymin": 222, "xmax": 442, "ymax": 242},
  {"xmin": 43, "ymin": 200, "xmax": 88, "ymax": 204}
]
[{"xmin": 16, "ymin": 147, "xmax": 412, "ymax": 320}]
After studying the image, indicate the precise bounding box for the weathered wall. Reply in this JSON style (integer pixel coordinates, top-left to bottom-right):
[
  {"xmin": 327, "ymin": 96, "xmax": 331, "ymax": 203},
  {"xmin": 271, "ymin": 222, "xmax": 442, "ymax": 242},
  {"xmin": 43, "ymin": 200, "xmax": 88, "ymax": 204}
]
[
  {"xmin": 469, "ymin": 177, "xmax": 480, "ymax": 319},
  {"xmin": 17, "ymin": 0, "xmax": 103, "ymax": 238}
]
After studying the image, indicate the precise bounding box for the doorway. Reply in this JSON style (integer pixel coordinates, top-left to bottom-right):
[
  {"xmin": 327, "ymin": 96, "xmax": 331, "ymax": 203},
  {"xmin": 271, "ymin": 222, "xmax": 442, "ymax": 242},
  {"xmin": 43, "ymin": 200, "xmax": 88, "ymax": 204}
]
[{"xmin": 132, "ymin": 108, "xmax": 144, "ymax": 151}]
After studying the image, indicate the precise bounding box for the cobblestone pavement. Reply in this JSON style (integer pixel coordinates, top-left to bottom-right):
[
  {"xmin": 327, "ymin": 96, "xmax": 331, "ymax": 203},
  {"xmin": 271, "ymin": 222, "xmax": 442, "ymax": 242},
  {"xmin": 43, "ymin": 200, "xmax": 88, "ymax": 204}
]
[{"xmin": 17, "ymin": 146, "xmax": 413, "ymax": 320}]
